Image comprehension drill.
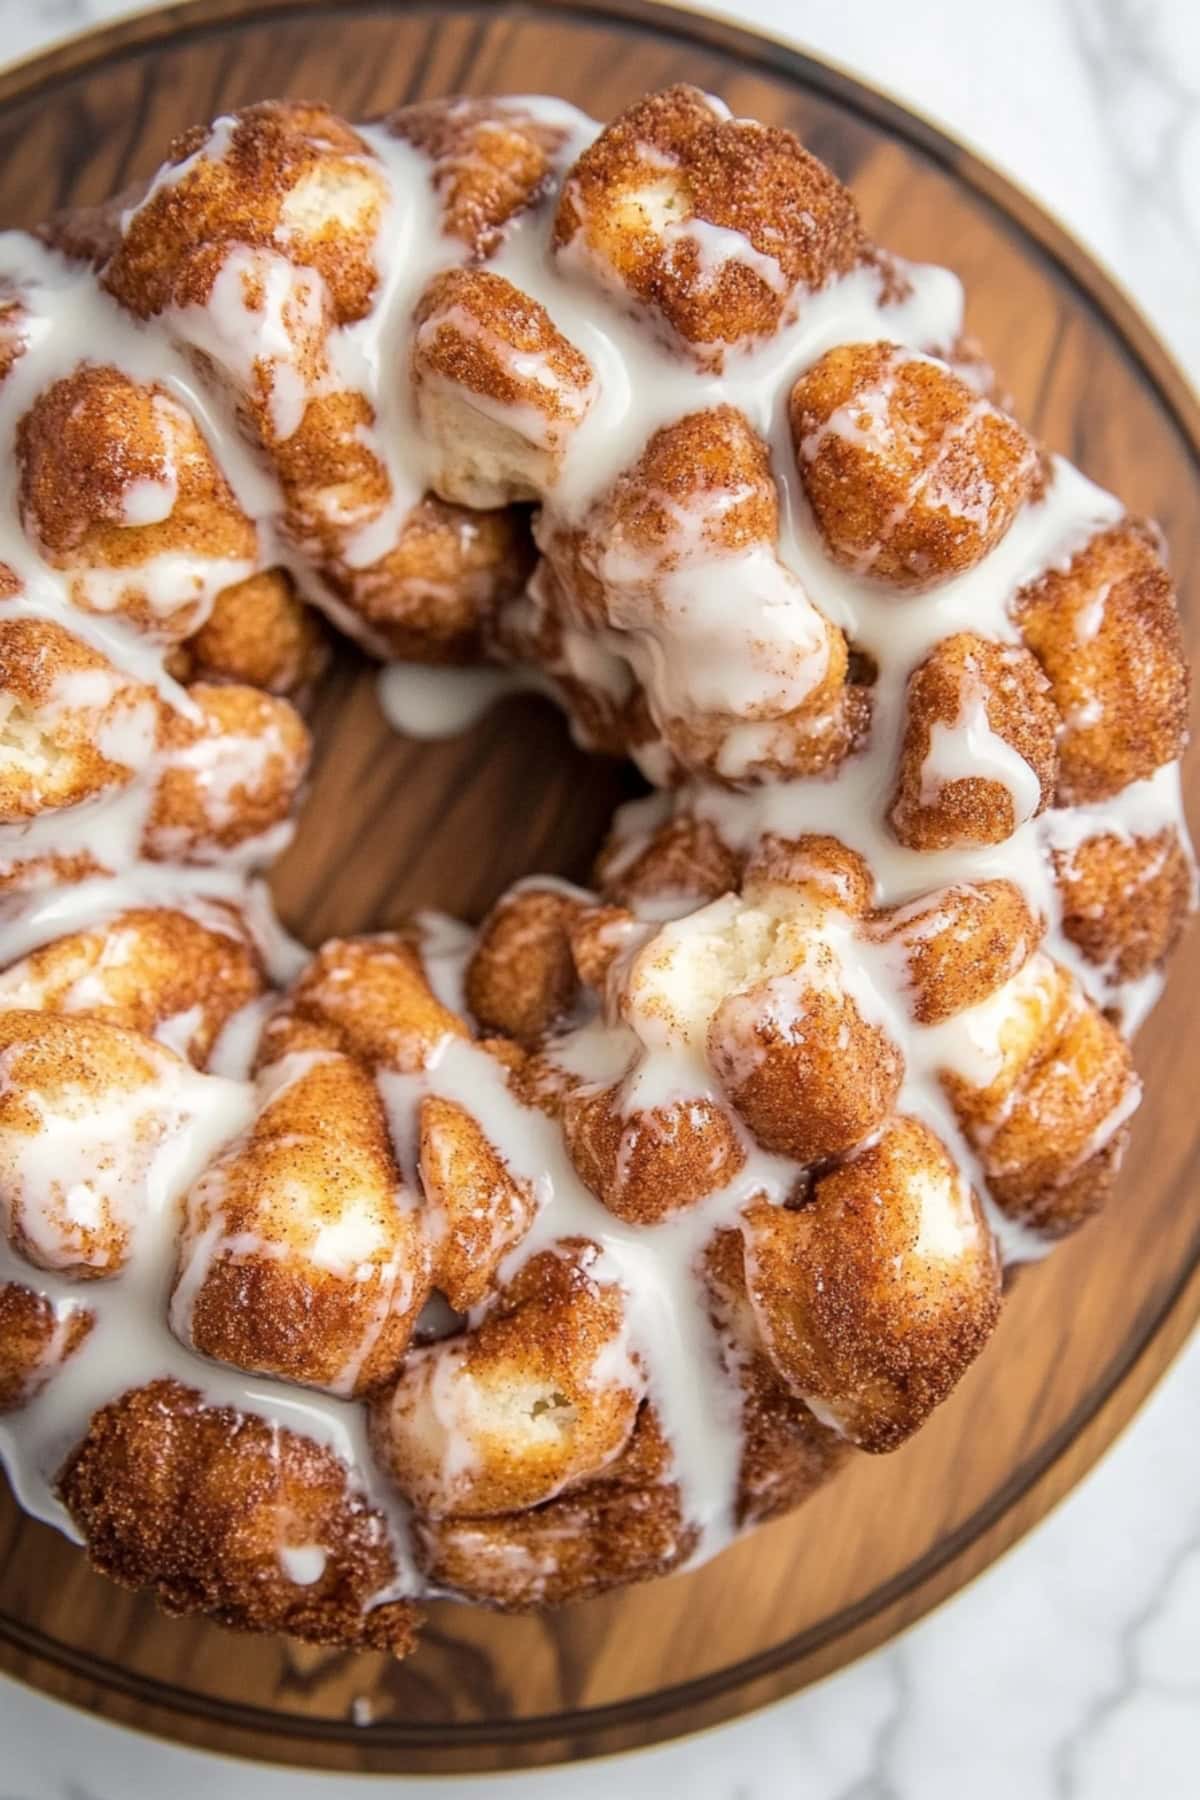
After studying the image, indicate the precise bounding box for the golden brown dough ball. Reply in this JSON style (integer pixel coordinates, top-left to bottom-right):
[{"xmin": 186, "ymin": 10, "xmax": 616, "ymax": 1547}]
[
  {"xmin": 104, "ymin": 101, "xmax": 387, "ymax": 325},
  {"xmin": 412, "ymin": 266, "xmax": 595, "ymax": 507},
  {"xmin": 175, "ymin": 568, "xmax": 328, "ymax": 695},
  {"xmin": 173, "ymin": 1048, "xmax": 429, "ymax": 1394},
  {"xmin": 790, "ymin": 342, "xmax": 1038, "ymax": 586},
  {"xmin": 0, "ymin": 1012, "xmax": 209, "ymax": 1279},
  {"xmin": 465, "ymin": 883, "xmax": 587, "ymax": 1045},
  {"xmin": 596, "ymin": 814, "xmax": 743, "ymax": 911},
  {"xmin": 145, "ymin": 682, "xmax": 310, "ymax": 862},
  {"xmin": 0, "ymin": 1282, "xmax": 92, "ymax": 1411},
  {"xmin": 324, "ymin": 492, "xmax": 536, "ymax": 665},
  {"xmin": 0, "ymin": 904, "xmax": 265, "ymax": 1067},
  {"xmin": 565, "ymin": 901, "xmax": 640, "ymax": 993},
  {"xmin": 741, "ymin": 1117, "xmax": 1002, "ymax": 1451},
  {"xmin": 741, "ymin": 832, "xmax": 875, "ymax": 916},
  {"xmin": 417, "ymin": 1093, "xmax": 534, "ymax": 1311},
  {"xmin": 1013, "ymin": 517, "xmax": 1188, "ymax": 803},
  {"xmin": 486, "ymin": 558, "xmax": 666, "ymax": 768},
  {"xmin": 256, "ymin": 931, "xmax": 468, "ymax": 1075},
  {"xmin": 58, "ymin": 1379, "xmax": 422, "ymax": 1654},
  {"xmin": 545, "ymin": 406, "xmax": 861, "ymax": 783},
  {"xmin": 704, "ymin": 1229, "xmax": 852, "ymax": 1525},
  {"xmin": 370, "ymin": 1242, "xmax": 641, "ymax": 1518},
  {"xmin": 553, "ymin": 84, "xmax": 864, "ymax": 359},
  {"xmin": 610, "ymin": 875, "xmax": 902, "ymax": 1169},
  {"xmin": 561, "ymin": 1075, "xmax": 745, "ymax": 1225},
  {"xmin": 709, "ymin": 952, "xmax": 903, "ymax": 1164},
  {"xmin": 1053, "ymin": 828, "xmax": 1193, "ymax": 985},
  {"xmin": 942, "ymin": 955, "xmax": 1139, "ymax": 1237},
  {"xmin": 889, "ymin": 632, "xmax": 1058, "ymax": 850},
  {"xmin": 387, "ymin": 96, "xmax": 571, "ymax": 257},
  {"xmin": 868, "ymin": 879, "xmax": 1042, "ymax": 1024},
  {"xmin": 414, "ymin": 1452, "xmax": 692, "ymax": 1610},
  {"xmin": 0, "ymin": 616, "xmax": 158, "ymax": 822},
  {"xmin": 568, "ymin": 403, "xmax": 782, "ymax": 572},
  {"xmin": 16, "ymin": 364, "xmax": 258, "ymax": 640}
]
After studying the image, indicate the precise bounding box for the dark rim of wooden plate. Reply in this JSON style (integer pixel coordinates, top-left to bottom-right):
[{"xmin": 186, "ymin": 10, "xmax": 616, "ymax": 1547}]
[{"xmin": 0, "ymin": 0, "xmax": 1198, "ymax": 1766}]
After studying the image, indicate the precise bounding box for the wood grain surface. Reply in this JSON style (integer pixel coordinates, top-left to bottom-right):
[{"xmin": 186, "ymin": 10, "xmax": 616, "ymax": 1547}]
[{"xmin": 0, "ymin": 0, "xmax": 1197, "ymax": 1774}]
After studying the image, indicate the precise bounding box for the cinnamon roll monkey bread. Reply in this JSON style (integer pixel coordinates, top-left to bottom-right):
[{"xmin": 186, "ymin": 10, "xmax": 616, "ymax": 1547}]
[{"xmin": 0, "ymin": 85, "xmax": 1190, "ymax": 1657}]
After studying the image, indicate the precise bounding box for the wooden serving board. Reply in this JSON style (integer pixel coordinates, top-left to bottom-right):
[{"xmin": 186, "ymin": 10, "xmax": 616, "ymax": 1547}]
[{"xmin": 0, "ymin": 0, "xmax": 1198, "ymax": 1775}]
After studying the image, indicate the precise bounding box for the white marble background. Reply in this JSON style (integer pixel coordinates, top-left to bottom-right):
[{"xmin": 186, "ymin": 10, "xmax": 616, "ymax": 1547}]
[{"xmin": 0, "ymin": 0, "xmax": 1197, "ymax": 1794}]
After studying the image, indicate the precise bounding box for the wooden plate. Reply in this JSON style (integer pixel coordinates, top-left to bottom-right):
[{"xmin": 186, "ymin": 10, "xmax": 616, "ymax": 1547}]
[{"xmin": 0, "ymin": 0, "xmax": 1198, "ymax": 1775}]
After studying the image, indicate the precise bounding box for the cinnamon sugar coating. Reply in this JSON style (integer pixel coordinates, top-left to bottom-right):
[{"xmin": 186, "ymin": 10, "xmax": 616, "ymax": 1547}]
[
  {"xmin": 387, "ymin": 97, "xmax": 568, "ymax": 257},
  {"xmin": 0, "ymin": 904, "xmax": 265, "ymax": 1067},
  {"xmin": 868, "ymin": 880, "xmax": 1042, "ymax": 1024},
  {"xmin": 104, "ymin": 101, "xmax": 386, "ymax": 325},
  {"xmin": 0, "ymin": 616, "xmax": 158, "ymax": 821},
  {"xmin": 174, "ymin": 930, "xmax": 535, "ymax": 1391},
  {"xmin": 561, "ymin": 1075, "xmax": 746, "ymax": 1226},
  {"xmin": 255, "ymin": 376, "xmax": 534, "ymax": 664},
  {"xmin": 567, "ymin": 841, "xmax": 903, "ymax": 1205},
  {"xmin": 942, "ymin": 956, "xmax": 1139, "ymax": 1237},
  {"xmin": 370, "ymin": 1242, "xmax": 642, "ymax": 1518},
  {"xmin": 742, "ymin": 832, "xmax": 875, "ymax": 915},
  {"xmin": 0, "ymin": 851, "xmax": 110, "ymax": 897},
  {"xmin": 596, "ymin": 813, "xmax": 742, "ymax": 910},
  {"xmin": 330, "ymin": 494, "xmax": 535, "ymax": 665},
  {"xmin": 742, "ymin": 1117, "xmax": 1002, "ymax": 1451},
  {"xmin": 266, "ymin": 390, "xmax": 533, "ymax": 658},
  {"xmin": 485, "ymin": 558, "xmax": 654, "ymax": 761},
  {"xmin": 58, "ymin": 1379, "xmax": 421, "ymax": 1654},
  {"xmin": 705, "ymin": 1229, "xmax": 852, "ymax": 1523},
  {"xmin": 0, "ymin": 635, "xmax": 312, "ymax": 874},
  {"xmin": 890, "ymin": 633, "xmax": 1058, "ymax": 850},
  {"xmin": 0, "ymin": 1013, "xmax": 208, "ymax": 1278},
  {"xmin": 173, "ymin": 1047, "xmax": 429, "ymax": 1394},
  {"xmin": 417, "ymin": 1094, "xmax": 535, "ymax": 1311},
  {"xmin": 0, "ymin": 1281, "xmax": 92, "ymax": 1411},
  {"xmin": 257, "ymin": 932, "xmax": 467, "ymax": 1074},
  {"xmin": 1013, "ymin": 516, "xmax": 1189, "ymax": 803},
  {"xmin": 571, "ymin": 403, "xmax": 781, "ymax": 570},
  {"xmin": 553, "ymin": 85, "xmax": 865, "ymax": 359},
  {"xmin": 567, "ymin": 901, "xmax": 639, "ymax": 991},
  {"xmin": 709, "ymin": 949, "xmax": 903, "ymax": 1163},
  {"xmin": 0, "ymin": 292, "xmax": 26, "ymax": 383},
  {"xmin": 790, "ymin": 343, "xmax": 1038, "ymax": 587},
  {"xmin": 415, "ymin": 1408, "xmax": 694, "ymax": 1609},
  {"xmin": 38, "ymin": 189, "xmax": 135, "ymax": 269},
  {"xmin": 541, "ymin": 405, "xmax": 865, "ymax": 783},
  {"xmin": 145, "ymin": 682, "xmax": 309, "ymax": 863},
  {"xmin": 173, "ymin": 569, "xmax": 328, "ymax": 696},
  {"xmin": 1053, "ymin": 828, "xmax": 1193, "ymax": 985},
  {"xmin": 17, "ymin": 364, "xmax": 257, "ymax": 639},
  {"xmin": 466, "ymin": 883, "xmax": 587, "ymax": 1045},
  {"xmin": 413, "ymin": 267, "xmax": 595, "ymax": 507}
]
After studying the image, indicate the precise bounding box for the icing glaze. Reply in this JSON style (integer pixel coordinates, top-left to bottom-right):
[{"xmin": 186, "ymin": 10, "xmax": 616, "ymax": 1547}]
[{"xmin": 0, "ymin": 92, "xmax": 1188, "ymax": 1624}]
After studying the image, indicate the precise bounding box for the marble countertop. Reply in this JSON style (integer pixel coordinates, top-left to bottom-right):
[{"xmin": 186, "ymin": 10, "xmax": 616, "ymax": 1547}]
[{"xmin": 0, "ymin": 0, "xmax": 1197, "ymax": 1794}]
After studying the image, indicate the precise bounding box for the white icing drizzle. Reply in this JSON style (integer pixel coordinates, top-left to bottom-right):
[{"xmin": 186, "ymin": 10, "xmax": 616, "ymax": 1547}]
[
  {"xmin": 378, "ymin": 661, "xmax": 540, "ymax": 739},
  {"xmin": 919, "ymin": 681, "xmax": 1043, "ymax": 826},
  {"xmin": 0, "ymin": 91, "xmax": 1187, "ymax": 1618},
  {"xmin": 379, "ymin": 1036, "xmax": 780, "ymax": 1559},
  {"xmin": 278, "ymin": 1542, "xmax": 328, "ymax": 1585}
]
